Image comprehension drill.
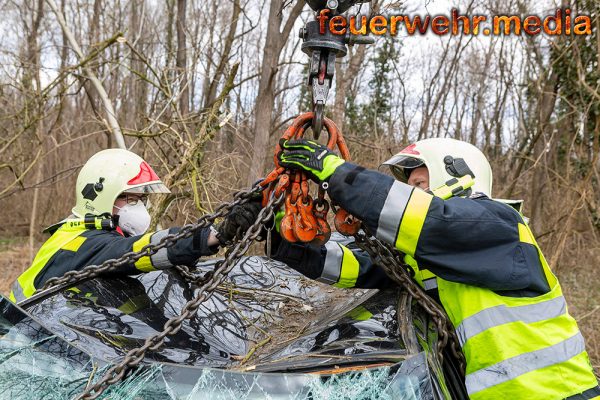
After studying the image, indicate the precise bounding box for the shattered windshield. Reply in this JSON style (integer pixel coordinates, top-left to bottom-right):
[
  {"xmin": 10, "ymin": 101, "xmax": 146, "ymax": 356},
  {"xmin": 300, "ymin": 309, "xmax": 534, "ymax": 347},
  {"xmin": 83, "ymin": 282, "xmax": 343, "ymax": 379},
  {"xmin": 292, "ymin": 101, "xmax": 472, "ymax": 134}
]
[{"xmin": 0, "ymin": 296, "xmax": 435, "ymax": 399}]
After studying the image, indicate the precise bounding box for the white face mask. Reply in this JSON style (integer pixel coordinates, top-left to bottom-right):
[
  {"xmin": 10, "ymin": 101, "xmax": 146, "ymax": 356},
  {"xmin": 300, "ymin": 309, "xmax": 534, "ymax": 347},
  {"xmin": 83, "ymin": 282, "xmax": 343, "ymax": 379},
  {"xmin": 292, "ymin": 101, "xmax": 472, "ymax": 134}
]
[{"xmin": 115, "ymin": 200, "xmax": 151, "ymax": 236}]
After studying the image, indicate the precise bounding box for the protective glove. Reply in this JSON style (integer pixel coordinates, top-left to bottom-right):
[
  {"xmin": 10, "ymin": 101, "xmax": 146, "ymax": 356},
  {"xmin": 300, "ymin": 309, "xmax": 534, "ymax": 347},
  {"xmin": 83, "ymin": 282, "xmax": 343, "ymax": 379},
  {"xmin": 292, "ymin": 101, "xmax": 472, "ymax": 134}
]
[
  {"xmin": 277, "ymin": 139, "xmax": 346, "ymax": 182},
  {"xmin": 215, "ymin": 199, "xmax": 262, "ymax": 245}
]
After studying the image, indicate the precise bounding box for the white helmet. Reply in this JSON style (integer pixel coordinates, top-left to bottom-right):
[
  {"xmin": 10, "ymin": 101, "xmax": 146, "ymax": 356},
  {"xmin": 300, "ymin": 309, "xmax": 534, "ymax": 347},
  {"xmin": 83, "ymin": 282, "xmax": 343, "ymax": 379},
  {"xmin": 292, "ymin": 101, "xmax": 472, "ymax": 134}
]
[
  {"xmin": 381, "ymin": 138, "xmax": 493, "ymax": 197},
  {"xmin": 72, "ymin": 149, "xmax": 170, "ymax": 217}
]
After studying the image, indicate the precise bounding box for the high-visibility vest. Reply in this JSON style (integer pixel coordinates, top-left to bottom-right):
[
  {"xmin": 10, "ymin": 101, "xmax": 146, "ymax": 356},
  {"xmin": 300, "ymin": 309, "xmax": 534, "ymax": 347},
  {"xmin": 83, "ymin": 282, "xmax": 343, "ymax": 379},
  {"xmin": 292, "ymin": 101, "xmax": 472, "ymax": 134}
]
[
  {"xmin": 10, "ymin": 223, "xmax": 88, "ymax": 302},
  {"xmin": 434, "ymin": 221, "xmax": 599, "ymax": 399}
]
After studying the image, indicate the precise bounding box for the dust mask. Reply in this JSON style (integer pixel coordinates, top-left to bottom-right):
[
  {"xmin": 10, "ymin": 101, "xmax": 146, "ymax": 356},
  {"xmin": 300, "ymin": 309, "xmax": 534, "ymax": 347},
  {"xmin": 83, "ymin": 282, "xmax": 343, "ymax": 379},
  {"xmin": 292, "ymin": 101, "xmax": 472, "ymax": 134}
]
[{"xmin": 115, "ymin": 200, "xmax": 151, "ymax": 236}]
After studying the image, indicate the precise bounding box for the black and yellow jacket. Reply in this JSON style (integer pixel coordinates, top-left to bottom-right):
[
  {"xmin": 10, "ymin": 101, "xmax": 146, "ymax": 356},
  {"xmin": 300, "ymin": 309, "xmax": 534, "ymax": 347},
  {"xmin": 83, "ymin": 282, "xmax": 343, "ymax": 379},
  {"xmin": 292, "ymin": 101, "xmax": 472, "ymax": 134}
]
[{"xmin": 272, "ymin": 162, "xmax": 599, "ymax": 400}]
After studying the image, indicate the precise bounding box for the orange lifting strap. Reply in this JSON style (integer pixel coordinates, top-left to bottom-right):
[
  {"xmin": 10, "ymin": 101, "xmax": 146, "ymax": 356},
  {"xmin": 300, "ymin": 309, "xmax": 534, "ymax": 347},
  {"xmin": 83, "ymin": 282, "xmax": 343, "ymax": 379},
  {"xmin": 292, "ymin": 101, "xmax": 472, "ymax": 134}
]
[{"xmin": 260, "ymin": 112, "xmax": 360, "ymax": 245}]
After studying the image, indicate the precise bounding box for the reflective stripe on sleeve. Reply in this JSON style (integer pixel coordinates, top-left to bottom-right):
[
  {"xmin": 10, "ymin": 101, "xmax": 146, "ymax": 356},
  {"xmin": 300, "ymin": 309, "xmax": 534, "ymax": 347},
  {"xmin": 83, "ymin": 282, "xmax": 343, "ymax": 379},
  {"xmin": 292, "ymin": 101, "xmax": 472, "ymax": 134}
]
[
  {"xmin": 132, "ymin": 233, "xmax": 155, "ymax": 272},
  {"xmin": 423, "ymin": 278, "xmax": 438, "ymax": 291},
  {"xmin": 455, "ymin": 295, "xmax": 567, "ymax": 347},
  {"xmin": 149, "ymin": 229, "xmax": 172, "ymax": 269},
  {"xmin": 334, "ymin": 245, "xmax": 360, "ymax": 288},
  {"xmin": 466, "ymin": 332, "xmax": 586, "ymax": 396},
  {"xmin": 318, "ymin": 242, "xmax": 360, "ymax": 288},
  {"xmin": 375, "ymin": 182, "xmax": 413, "ymax": 245},
  {"xmin": 564, "ymin": 386, "xmax": 600, "ymax": 400},
  {"xmin": 318, "ymin": 241, "xmax": 343, "ymax": 285},
  {"xmin": 395, "ymin": 189, "xmax": 433, "ymax": 255}
]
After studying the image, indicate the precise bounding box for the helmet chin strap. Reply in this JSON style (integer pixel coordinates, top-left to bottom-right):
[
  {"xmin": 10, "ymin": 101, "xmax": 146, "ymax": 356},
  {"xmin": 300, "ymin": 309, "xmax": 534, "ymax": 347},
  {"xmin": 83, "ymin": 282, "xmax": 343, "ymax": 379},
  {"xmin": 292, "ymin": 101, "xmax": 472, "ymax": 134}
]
[{"xmin": 429, "ymin": 175, "xmax": 475, "ymax": 200}]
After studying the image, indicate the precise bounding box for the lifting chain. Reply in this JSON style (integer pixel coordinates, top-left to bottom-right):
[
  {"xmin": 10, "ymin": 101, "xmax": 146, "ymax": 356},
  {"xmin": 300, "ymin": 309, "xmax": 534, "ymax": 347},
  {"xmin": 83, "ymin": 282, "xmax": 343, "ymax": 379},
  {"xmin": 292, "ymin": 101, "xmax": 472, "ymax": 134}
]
[
  {"xmin": 260, "ymin": 112, "xmax": 360, "ymax": 244},
  {"xmin": 73, "ymin": 189, "xmax": 283, "ymax": 399},
  {"xmin": 353, "ymin": 230, "xmax": 466, "ymax": 376}
]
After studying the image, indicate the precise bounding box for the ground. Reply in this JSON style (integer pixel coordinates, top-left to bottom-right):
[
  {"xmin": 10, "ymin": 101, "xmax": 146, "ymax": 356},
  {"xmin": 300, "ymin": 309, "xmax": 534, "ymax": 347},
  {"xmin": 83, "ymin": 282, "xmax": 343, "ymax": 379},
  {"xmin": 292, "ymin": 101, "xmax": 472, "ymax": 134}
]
[{"xmin": 0, "ymin": 236, "xmax": 598, "ymax": 377}]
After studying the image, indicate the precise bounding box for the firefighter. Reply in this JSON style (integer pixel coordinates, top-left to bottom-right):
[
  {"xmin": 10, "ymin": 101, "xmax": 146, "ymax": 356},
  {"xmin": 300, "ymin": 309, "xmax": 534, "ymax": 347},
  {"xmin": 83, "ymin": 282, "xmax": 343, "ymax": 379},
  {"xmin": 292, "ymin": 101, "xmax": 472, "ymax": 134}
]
[
  {"xmin": 10, "ymin": 149, "xmax": 260, "ymax": 303},
  {"xmin": 274, "ymin": 137, "xmax": 600, "ymax": 400}
]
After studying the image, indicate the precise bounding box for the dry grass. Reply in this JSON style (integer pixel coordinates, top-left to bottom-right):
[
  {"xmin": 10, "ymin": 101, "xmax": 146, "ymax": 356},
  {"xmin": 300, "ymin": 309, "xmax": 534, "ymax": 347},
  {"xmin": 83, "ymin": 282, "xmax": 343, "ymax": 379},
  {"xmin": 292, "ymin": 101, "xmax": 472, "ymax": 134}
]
[
  {"xmin": 1, "ymin": 236, "xmax": 598, "ymax": 377},
  {"xmin": 0, "ymin": 238, "xmax": 30, "ymax": 294},
  {"xmin": 557, "ymin": 247, "xmax": 600, "ymax": 377}
]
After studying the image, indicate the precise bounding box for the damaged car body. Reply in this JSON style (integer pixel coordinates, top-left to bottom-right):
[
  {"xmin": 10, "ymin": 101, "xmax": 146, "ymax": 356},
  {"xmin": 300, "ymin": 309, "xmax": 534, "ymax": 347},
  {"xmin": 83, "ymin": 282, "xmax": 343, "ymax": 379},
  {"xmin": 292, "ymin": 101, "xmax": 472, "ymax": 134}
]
[{"xmin": 0, "ymin": 250, "xmax": 467, "ymax": 399}]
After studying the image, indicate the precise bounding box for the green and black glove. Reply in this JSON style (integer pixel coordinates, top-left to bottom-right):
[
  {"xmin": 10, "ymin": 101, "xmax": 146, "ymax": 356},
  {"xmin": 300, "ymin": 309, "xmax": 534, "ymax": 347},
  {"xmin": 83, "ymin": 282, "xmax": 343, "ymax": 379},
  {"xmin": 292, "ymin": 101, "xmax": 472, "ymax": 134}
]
[{"xmin": 277, "ymin": 139, "xmax": 345, "ymax": 182}]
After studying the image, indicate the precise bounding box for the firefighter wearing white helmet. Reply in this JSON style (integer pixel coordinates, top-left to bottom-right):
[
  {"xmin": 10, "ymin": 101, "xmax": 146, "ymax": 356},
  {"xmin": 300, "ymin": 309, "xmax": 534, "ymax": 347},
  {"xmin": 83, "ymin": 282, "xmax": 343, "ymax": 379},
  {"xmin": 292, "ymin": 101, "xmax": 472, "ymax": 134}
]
[
  {"xmin": 72, "ymin": 149, "xmax": 171, "ymax": 217},
  {"xmin": 381, "ymin": 138, "xmax": 492, "ymax": 197},
  {"xmin": 10, "ymin": 149, "xmax": 261, "ymax": 303},
  {"xmin": 271, "ymin": 137, "xmax": 599, "ymax": 399}
]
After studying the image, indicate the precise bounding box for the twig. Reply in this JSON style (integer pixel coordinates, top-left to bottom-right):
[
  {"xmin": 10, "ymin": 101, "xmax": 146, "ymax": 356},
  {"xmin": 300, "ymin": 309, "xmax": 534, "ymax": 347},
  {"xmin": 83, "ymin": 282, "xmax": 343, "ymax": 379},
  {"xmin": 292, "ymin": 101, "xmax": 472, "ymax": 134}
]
[
  {"xmin": 84, "ymin": 363, "xmax": 98, "ymax": 390},
  {"xmin": 239, "ymin": 336, "xmax": 272, "ymax": 365},
  {"xmin": 577, "ymin": 306, "xmax": 600, "ymax": 322}
]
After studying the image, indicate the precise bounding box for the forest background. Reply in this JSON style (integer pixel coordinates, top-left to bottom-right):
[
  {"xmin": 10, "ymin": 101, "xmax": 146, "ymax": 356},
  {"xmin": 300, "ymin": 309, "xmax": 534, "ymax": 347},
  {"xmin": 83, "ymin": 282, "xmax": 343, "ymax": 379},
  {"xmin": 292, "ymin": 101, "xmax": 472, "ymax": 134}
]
[{"xmin": 0, "ymin": 0, "xmax": 598, "ymax": 375}]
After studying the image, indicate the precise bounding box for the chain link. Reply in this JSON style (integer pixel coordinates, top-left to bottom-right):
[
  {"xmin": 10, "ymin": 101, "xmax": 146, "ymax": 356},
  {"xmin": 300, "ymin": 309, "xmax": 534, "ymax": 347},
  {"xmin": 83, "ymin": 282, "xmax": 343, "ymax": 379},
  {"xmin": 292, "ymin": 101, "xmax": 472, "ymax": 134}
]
[
  {"xmin": 72, "ymin": 190, "xmax": 283, "ymax": 400},
  {"xmin": 353, "ymin": 230, "xmax": 466, "ymax": 375}
]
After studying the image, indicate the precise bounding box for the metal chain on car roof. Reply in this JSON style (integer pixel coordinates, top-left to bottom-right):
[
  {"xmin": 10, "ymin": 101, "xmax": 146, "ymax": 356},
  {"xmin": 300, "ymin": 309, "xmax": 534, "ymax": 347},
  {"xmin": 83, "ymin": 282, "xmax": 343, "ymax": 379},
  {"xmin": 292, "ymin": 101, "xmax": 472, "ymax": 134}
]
[
  {"xmin": 353, "ymin": 230, "xmax": 466, "ymax": 376},
  {"xmin": 70, "ymin": 188, "xmax": 283, "ymax": 400}
]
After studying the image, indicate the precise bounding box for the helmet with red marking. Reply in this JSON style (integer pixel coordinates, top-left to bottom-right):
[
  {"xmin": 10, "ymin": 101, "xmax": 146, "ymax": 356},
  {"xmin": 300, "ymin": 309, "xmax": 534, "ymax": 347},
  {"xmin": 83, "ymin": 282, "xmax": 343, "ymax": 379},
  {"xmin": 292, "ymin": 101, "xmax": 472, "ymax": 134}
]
[
  {"xmin": 380, "ymin": 138, "xmax": 493, "ymax": 197},
  {"xmin": 72, "ymin": 149, "xmax": 170, "ymax": 217}
]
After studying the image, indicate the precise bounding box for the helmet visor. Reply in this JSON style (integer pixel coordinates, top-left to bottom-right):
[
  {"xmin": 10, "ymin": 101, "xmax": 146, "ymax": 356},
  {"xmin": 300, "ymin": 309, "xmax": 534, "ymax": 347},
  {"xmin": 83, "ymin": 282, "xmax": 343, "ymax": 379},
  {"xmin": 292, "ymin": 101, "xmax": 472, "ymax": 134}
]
[
  {"xmin": 380, "ymin": 155, "xmax": 425, "ymax": 182},
  {"xmin": 124, "ymin": 182, "xmax": 171, "ymax": 194}
]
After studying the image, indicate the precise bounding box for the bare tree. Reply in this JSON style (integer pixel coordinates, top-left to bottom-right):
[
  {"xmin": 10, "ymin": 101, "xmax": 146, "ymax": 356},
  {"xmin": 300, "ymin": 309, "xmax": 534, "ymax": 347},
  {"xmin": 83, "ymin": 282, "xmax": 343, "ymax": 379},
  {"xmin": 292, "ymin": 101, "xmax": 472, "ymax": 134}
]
[
  {"xmin": 46, "ymin": 0, "xmax": 126, "ymax": 149},
  {"xmin": 176, "ymin": 0, "xmax": 189, "ymax": 116},
  {"xmin": 247, "ymin": 0, "xmax": 305, "ymax": 184}
]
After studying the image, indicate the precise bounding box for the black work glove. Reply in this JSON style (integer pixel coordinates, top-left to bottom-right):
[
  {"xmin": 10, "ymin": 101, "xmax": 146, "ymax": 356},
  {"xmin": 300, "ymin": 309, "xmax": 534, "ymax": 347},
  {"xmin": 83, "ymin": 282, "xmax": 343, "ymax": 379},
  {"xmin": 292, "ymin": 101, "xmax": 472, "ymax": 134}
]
[
  {"xmin": 215, "ymin": 200, "xmax": 262, "ymax": 246},
  {"xmin": 277, "ymin": 139, "xmax": 345, "ymax": 182}
]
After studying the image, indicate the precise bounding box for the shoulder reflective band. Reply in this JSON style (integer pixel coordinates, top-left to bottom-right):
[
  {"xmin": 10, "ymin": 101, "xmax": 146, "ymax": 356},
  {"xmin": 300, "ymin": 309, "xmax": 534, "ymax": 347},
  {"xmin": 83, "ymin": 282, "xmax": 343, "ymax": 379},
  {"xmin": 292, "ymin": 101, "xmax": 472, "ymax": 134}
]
[
  {"xmin": 61, "ymin": 236, "xmax": 87, "ymax": 252},
  {"xmin": 431, "ymin": 175, "xmax": 475, "ymax": 200},
  {"xmin": 455, "ymin": 295, "xmax": 567, "ymax": 347},
  {"xmin": 466, "ymin": 332, "xmax": 586, "ymax": 396}
]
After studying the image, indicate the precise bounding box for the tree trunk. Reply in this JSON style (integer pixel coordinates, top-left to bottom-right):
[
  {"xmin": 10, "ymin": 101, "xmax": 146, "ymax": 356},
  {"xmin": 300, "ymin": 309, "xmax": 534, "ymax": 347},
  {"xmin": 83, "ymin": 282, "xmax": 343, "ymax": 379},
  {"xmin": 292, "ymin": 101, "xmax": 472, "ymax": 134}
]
[
  {"xmin": 26, "ymin": 0, "xmax": 45, "ymax": 263},
  {"xmin": 247, "ymin": 0, "xmax": 304, "ymax": 185},
  {"xmin": 333, "ymin": 45, "xmax": 368, "ymax": 134},
  {"xmin": 203, "ymin": 0, "xmax": 241, "ymax": 109},
  {"xmin": 47, "ymin": 0, "xmax": 126, "ymax": 149},
  {"xmin": 176, "ymin": 0, "xmax": 189, "ymax": 116}
]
